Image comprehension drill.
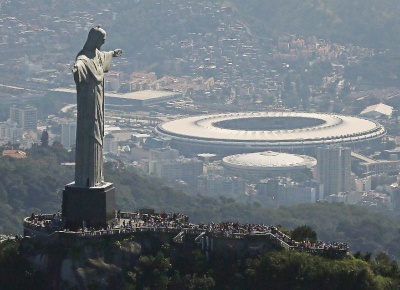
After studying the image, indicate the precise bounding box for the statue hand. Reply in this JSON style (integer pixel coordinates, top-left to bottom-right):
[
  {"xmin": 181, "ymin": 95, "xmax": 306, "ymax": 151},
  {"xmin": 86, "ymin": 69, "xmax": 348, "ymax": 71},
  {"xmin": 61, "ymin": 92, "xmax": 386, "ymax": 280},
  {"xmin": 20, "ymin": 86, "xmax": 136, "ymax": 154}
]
[{"xmin": 113, "ymin": 49, "xmax": 123, "ymax": 57}]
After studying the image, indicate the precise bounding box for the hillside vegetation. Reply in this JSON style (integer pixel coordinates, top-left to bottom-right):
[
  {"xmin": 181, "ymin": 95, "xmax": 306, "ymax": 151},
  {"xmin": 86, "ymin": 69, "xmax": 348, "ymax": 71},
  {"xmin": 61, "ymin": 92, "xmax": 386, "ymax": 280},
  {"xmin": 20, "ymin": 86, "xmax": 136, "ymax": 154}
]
[
  {"xmin": 1, "ymin": 237, "xmax": 400, "ymax": 289},
  {"xmin": 1, "ymin": 146, "xmax": 400, "ymax": 260},
  {"xmin": 232, "ymin": 0, "xmax": 400, "ymax": 49},
  {"xmin": 3, "ymin": 0, "xmax": 400, "ymax": 53}
]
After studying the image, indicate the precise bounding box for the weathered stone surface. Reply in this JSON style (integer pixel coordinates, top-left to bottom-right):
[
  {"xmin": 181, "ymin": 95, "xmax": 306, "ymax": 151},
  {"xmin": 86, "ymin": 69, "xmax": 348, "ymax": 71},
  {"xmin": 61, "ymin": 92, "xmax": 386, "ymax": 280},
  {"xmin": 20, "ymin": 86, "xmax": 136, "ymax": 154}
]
[{"xmin": 22, "ymin": 236, "xmax": 141, "ymax": 289}]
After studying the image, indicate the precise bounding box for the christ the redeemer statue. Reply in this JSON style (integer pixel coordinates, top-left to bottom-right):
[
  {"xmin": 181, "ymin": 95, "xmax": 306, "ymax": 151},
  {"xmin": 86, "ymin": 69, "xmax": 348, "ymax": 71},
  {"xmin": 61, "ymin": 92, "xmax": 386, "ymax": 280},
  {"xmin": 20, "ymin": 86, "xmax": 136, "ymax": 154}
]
[
  {"xmin": 72, "ymin": 26, "xmax": 122, "ymax": 187},
  {"xmin": 62, "ymin": 26, "xmax": 120, "ymax": 229}
]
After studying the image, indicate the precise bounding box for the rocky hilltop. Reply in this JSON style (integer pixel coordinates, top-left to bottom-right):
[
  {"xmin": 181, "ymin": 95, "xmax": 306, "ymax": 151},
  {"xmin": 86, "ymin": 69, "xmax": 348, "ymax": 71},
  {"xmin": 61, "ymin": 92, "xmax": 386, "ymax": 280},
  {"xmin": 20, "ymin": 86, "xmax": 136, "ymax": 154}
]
[
  {"xmin": 19, "ymin": 210, "xmax": 350, "ymax": 289},
  {"xmin": 21, "ymin": 236, "xmax": 142, "ymax": 289}
]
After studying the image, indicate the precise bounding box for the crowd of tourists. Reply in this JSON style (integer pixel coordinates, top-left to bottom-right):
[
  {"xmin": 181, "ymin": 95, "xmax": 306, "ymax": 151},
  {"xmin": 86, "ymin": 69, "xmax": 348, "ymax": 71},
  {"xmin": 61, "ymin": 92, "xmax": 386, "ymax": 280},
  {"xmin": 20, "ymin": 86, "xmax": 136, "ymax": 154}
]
[{"xmin": 25, "ymin": 210, "xmax": 348, "ymax": 252}]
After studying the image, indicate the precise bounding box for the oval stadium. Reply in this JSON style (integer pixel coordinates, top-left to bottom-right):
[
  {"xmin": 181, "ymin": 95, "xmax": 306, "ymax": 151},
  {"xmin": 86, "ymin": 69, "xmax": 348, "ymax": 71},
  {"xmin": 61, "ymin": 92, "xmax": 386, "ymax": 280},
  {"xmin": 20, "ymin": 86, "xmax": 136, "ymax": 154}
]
[
  {"xmin": 222, "ymin": 151, "xmax": 317, "ymax": 181},
  {"xmin": 154, "ymin": 112, "xmax": 386, "ymax": 155}
]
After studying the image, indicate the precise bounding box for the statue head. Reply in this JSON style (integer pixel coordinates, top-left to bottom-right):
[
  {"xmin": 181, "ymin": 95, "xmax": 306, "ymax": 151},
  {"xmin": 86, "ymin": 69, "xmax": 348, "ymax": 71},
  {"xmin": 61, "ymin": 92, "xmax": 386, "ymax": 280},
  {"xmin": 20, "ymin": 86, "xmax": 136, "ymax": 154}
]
[{"xmin": 84, "ymin": 26, "xmax": 106, "ymax": 51}]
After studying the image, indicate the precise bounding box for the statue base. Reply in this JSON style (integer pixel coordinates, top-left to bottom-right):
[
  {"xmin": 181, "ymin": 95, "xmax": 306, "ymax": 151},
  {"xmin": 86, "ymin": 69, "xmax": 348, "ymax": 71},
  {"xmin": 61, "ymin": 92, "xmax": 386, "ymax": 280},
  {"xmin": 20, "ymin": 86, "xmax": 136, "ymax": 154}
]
[{"xmin": 62, "ymin": 182, "xmax": 115, "ymax": 230}]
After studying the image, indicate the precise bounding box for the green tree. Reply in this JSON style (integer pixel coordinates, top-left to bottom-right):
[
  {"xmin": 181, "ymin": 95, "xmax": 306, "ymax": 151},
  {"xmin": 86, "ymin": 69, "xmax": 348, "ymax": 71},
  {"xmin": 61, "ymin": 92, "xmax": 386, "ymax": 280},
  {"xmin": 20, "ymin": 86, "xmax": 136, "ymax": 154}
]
[
  {"xmin": 135, "ymin": 252, "xmax": 171, "ymax": 289},
  {"xmin": 291, "ymin": 225, "xmax": 318, "ymax": 242},
  {"xmin": 252, "ymin": 251, "xmax": 379, "ymax": 290},
  {"xmin": 40, "ymin": 130, "xmax": 49, "ymax": 147},
  {"xmin": 371, "ymin": 252, "xmax": 400, "ymax": 278},
  {"xmin": 0, "ymin": 241, "xmax": 47, "ymax": 289}
]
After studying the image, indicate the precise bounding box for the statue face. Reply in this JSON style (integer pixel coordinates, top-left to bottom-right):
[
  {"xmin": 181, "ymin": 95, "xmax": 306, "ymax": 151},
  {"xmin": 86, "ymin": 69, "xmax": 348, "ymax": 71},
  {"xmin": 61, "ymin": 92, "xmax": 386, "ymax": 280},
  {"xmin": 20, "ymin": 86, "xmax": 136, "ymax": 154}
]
[
  {"xmin": 84, "ymin": 27, "xmax": 107, "ymax": 51},
  {"xmin": 96, "ymin": 34, "xmax": 106, "ymax": 50}
]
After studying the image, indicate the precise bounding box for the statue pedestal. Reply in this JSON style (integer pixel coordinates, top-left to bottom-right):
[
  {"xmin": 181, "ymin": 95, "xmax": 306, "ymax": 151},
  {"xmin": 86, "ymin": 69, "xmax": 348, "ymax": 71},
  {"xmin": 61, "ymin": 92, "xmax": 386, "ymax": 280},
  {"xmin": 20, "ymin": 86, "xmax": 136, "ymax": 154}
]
[{"xmin": 62, "ymin": 182, "xmax": 115, "ymax": 230}]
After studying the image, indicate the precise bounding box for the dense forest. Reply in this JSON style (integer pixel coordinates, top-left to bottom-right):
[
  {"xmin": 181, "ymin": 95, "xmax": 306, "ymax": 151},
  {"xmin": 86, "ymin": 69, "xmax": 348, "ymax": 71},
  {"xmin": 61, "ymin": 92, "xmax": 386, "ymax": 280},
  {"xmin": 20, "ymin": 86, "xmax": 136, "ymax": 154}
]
[
  {"xmin": 1, "ymin": 145, "xmax": 400, "ymax": 260},
  {"xmin": 0, "ymin": 144, "xmax": 73, "ymax": 234},
  {"xmin": 1, "ymin": 237, "xmax": 400, "ymax": 289}
]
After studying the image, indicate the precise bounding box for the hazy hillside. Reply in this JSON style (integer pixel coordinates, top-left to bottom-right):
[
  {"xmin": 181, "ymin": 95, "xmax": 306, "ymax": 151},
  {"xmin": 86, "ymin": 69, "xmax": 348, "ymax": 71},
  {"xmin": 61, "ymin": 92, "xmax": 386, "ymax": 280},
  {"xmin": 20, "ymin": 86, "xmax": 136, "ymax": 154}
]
[
  {"xmin": 2, "ymin": 146, "xmax": 400, "ymax": 259},
  {"xmin": 2, "ymin": 0, "xmax": 400, "ymax": 92},
  {"xmin": 3, "ymin": 0, "xmax": 400, "ymax": 53},
  {"xmin": 232, "ymin": 0, "xmax": 400, "ymax": 49}
]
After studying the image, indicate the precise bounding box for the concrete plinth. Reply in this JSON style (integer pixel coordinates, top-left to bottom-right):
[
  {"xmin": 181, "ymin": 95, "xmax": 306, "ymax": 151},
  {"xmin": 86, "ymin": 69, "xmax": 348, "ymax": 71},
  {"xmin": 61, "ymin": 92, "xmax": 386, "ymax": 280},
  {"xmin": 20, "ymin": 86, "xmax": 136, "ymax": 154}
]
[{"xmin": 62, "ymin": 182, "xmax": 115, "ymax": 230}]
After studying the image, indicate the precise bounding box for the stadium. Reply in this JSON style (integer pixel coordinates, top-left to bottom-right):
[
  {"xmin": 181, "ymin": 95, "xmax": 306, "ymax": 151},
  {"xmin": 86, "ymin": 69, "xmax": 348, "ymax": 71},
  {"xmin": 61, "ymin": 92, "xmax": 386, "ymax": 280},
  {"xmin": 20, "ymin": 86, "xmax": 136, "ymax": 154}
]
[
  {"xmin": 222, "ymin": 151, "xmax": 317, "ymax": 181},
  {"xmin": 153, "ymin": 112, "xmax": 386, "ymax": 155}
]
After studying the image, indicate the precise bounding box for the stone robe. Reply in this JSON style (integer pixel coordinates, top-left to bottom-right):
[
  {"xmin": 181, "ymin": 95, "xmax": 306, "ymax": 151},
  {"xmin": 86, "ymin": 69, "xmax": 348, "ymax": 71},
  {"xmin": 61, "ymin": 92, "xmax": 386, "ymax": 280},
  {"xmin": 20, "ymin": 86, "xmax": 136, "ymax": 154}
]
[{"xmin": 73, "ymin": 49, "xmax": 113, "ymax": 187}]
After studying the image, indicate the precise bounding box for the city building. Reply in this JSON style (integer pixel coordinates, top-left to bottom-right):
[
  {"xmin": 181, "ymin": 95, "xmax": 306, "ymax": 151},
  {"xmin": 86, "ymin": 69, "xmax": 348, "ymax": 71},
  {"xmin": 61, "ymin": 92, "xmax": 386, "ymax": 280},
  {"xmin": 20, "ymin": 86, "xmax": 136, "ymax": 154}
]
[
  {"xmin": 9, "ymin": 105, "xmax": 38, "ymax": 131},
  {"xmin": 390, "ymin": 183, "xmax": 400, "ymax": 209},
  {"xmin": 351, "ymin": 151, "xmax": 400, "ymax": 176},
  {"xmin": 360, "ymin": 103, "xmax": 393, "ymax": 119},
  {"xmin": 52, "ymin": 88, "xmax": 183, "ymax": 109},
  {"xmin": 326, "ymin": 191, "xmax": 363, "ymax": 204},
  {"xmin": 0, "ymin": 120, "xmax": 23, "ymax": 141},
  {"xmin": 257, "ymin": 178, "xmax": 322, "ymax": 205},
  {"xmin": 381, "ymin": 149, "xmax": 400, "ymax": 160},
  {"xmin": 278, "ymin": 182, "xmax": 317, "ymax": 206},
  {"xmin": 61, "ymin": 122, "xmax": 76, "ymax": 150},
  {"xmin": 204, "ymin": 162, "xmax": 225, "ymax": 176},
  {"xmin": 197, "ymin": 174, "xmax": 246, "ymax": 196},
  {"xmin": 105, "ymin": 72, "xmax": 120, "ymax": 92},
  {"xmin": 256, "ymin": 178, "xmax": 280, "ymax": 198},
  {"xmin": 197, "ymin": 153, "xmax": 217, "ymax": 164},
  {"xmin": 150, "ymin": 147, "xmax": 180, "ymax": 161},
  {"xmin": 317, "ymin": 146, "xmax": 352, "ymax": 195},
  {"xmin": 104, "ymin": 134, "xmax": 119, "ymax": 155},
  {"xmin": 149, "ymin": 157, "xmax": 203, "ymax": 186},
  {"xmin": 371, "ymin": 174, "xmax": 398, "ymax": 190},
  {"xmin": 2, "ymin": 149, "xmax": 27, "ymax": 159},
  {"xmin": 354, "ymin": 177, "xmax": 372, "ymax": 192},
  {"xmin": 144, "ymin": 137, "xmax": 171, "ymax": 149}
]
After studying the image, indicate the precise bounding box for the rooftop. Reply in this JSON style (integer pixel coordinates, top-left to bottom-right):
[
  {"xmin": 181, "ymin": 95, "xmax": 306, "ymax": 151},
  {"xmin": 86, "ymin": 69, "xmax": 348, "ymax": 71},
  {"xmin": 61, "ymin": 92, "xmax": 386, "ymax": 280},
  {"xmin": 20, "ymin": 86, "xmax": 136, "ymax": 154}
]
[
  {"xmin": 222, "ymin": 151, "xmax": 317, "ymax": 170},
  {"xmin": 155, "ymin": 112, "xmax": 385, "ymax": 147},
  {"xmin": 360, "ymin": 103, "xmax": 393, "ymax": 117},
  {"xmin": 2, "ymin": 150, "xmax": 27, "ymax": 159},
  {"xmin": 52, "ymin": 88, "xmax": 182, "ymax": 101}
]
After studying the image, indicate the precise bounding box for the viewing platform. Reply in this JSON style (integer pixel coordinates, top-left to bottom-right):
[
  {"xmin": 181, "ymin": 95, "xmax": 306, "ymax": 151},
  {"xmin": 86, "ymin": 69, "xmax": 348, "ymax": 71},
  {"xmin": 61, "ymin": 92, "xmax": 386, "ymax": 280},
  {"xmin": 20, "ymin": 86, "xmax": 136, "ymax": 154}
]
[{"xmin": 23, "ymin": 210, "xmax": 349, "ymax": 257}]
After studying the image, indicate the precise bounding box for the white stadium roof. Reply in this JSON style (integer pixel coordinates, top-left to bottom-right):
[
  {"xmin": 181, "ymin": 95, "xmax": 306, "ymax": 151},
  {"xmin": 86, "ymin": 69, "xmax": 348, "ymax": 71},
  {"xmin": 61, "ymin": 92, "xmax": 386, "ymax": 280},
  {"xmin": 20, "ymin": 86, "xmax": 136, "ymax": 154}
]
[
  {"xmin": 154, "ymin": 112, "xmax": 385, "ymax": 151},
  {"xmin": 360, "ymin": 103, "xmax": 393, "ymax": 117},
  {"xmin": 52, "ymin": 88, "xmax": 180, "ymax": 101},
  {"xmin": 222, "ymin": 151, "xmax": 317, "ymax": 171}
]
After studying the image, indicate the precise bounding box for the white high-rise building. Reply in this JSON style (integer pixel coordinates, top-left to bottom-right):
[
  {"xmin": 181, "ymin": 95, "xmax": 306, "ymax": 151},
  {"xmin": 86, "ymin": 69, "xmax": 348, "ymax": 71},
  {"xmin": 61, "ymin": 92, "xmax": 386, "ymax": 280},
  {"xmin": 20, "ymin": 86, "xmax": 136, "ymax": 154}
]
[
  {"xmin": 0, "ymin": 120, "xmax": 23, "ymax": 141},
  {"xmin": 61, "ymin": 122, "xmax": 76, "ymax": 149},
  {"xmin": 150, "ymin": 148, "xmax": 179, "ymax": 161},
  {"xmin": 317, "ymin": 146, "xmax": 352, "ymax": 195},
  {"xmin": 197, "ymin": 174, "xmax": 246, "ymax": 196},
  {"xmin": 149, "ymin": 157, "xmax": 203, "ymax": 186},
  {"xmin": 104, "ymin": 134, "xmax": 119, "ymax": 154},
  {"xmin": 9, "ymin": 105, "xmax": 37, "ymax": 131}
]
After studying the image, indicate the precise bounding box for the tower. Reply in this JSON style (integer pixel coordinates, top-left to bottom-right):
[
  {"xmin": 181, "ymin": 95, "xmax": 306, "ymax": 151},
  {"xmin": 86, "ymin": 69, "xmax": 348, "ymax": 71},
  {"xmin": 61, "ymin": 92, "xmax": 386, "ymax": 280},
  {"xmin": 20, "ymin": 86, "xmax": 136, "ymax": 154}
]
[
  {"xmin": 9, "ymin": 105, "xmax": 38, "ymax": 131},
  {"xmin": 61, "ymin": 122, "xmax": 77, "ymax": 149},
  {"xmin": 317, "ymin": 146, "xmax": 351, "ymax": 196}
]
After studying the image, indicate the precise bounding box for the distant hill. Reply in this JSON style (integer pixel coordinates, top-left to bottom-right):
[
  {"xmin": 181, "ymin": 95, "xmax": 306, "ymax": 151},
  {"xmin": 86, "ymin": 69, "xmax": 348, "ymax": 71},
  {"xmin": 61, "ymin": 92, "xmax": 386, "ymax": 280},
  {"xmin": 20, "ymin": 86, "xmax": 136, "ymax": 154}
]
[
  {"xmin": 4, "ymin": 0, "xmax": 399, "ymax": 54},
  {"xmin": 2, "ymin": 0, "xmax": 400, "ymax": 91},
  {"xmin": 231, "ymin": 0, "xmax": 400, "ymax": 49}
]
